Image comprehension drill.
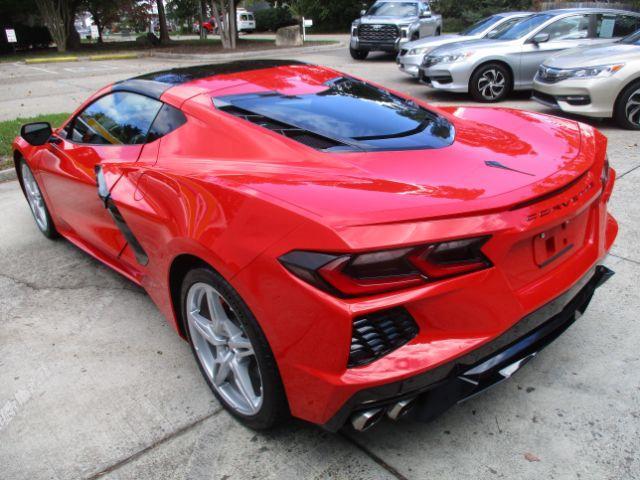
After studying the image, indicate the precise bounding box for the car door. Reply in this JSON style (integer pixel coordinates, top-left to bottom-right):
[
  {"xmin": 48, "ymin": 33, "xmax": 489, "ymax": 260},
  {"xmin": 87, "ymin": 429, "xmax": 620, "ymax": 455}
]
[
  {"xmin": 418, "ymin": 2, "xmax": 436, "ymax": 37},
  {"xmin": 518, "ymin": 14, "xmax": 591, "ymax": 85},
  {"xmin": 37, "ymin": 91, "xmax": 163, "ymax": 260}
]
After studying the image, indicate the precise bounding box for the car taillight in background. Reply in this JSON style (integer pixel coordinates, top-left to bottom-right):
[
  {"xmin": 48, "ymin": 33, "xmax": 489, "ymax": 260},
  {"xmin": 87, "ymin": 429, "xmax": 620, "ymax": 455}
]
[{"xmin": 279, "ymin": 237, "xmax": 492, "ymax": 297}]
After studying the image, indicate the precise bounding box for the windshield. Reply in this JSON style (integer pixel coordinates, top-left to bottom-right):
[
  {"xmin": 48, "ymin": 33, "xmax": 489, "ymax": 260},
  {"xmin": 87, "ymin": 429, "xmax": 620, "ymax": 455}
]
[
  {"xmin": 367, "ymin": 2, "xmax": 418, "ymax": 17},
  {"xmin": 621, "ymin": 29, "xmax": 640, "ymax": 45},
  {"xmin": 495, "ymin": 13, "xmax": 553, "ymax": 40},
  {"xmin": 460, "ymin": 15, "xmax": 502, "ymax": 36}
]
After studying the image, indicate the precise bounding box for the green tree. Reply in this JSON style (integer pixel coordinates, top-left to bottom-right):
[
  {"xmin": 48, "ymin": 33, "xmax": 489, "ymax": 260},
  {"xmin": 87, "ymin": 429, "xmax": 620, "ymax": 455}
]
[{"xmin": 81, "ymin": 0, "xmax": 129, "ymax": 42}]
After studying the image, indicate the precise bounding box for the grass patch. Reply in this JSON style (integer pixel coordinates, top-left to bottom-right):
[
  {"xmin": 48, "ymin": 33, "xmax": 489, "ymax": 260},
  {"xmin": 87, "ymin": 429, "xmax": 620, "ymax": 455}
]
[{"xmin": 0, "ymin": 113, "xmax": 70, "ymax": 170}]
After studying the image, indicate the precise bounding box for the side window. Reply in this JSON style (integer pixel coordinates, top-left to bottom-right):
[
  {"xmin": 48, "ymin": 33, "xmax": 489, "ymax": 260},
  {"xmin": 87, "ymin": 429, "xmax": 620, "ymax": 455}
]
[
  {"xmin": 146, "ymin": 104, "xmax": 187, "ymax": 143},
  {"xmin": 595, "ymin": 14, "xmax": 639, "ymax": 38},
  {"xmin": 69, "ymin": 92, "xmax": 162, "ymax": 145},
  {"xmin": 539, "ymin": 14, "xmax": 590, "ymax": 41},
  {"xmin": 488, "ymin": 17, "xmax": 523, "ymax": 38}
]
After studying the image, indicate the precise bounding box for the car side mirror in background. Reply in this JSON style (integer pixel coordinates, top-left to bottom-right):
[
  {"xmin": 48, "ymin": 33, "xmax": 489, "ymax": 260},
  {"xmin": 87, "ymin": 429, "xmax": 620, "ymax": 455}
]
[
  {"xmin": 421, "ymin": 11, "xmax": 432, "ymax": 18},
  {"xmin": 360, "ymin": 9, "xmax": 366, "ymax": 16},
  {"xmin": 20, "ymin": 122, "xmax": 53, "ymax": 146},
  {"xmin": 531, "ymin": 32, "xmax": 550, "ymax": 45}
]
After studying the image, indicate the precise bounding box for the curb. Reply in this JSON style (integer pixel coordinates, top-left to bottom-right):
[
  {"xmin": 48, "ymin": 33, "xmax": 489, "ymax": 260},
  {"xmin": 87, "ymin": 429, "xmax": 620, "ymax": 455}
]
[
  {"xmin": 88, "ymin": 53, "xmax": 140, "ymax": 61},
  {"xmin": 147, "ymin": 40, "xmax": 344, "ymax": 61},
  {"xmin": 0, "ymin": 167, "xmax": 16, "ymax": 183},
  {"xmin": 25, "ymin": 56, "xmax": 79, "ymax": 64}
]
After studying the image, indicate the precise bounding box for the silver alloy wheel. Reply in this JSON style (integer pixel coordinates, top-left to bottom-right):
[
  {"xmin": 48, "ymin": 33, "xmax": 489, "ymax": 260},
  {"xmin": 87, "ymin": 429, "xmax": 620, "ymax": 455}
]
[
  {"xmin": 21, "ymin": 162, "xmax": 48, "ymax": 231},
  {"xmin": 477, "ymin": 69, "xmax": 506, "ymax": 100},
  {"xmin": 626, "ymin": 87, "xmax": 640, "ymax": 127},
  {"xmin": 186, "ymin": 282, "xmax": 263, "ymax": 415}
]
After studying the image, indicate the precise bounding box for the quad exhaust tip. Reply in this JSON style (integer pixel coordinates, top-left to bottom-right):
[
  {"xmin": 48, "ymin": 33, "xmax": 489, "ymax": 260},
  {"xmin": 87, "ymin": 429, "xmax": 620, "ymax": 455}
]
[
  {"xmin": 350, "ymin": 397, "xmax": 418, "ymax": 431},
  {"xmin": 386, "ymin": 397, "xmax": 417, "ymax": 421},
  {"xmin": 350, "ymin": 408, "xmax": 385, "ymax": 432}
]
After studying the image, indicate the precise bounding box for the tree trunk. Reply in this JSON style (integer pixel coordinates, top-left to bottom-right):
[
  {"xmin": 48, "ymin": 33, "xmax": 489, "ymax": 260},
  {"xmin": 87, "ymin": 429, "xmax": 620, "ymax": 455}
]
[
  {"xmin": 66, "ymin": 0, "xmax": 81, "ymax": 50},
  {"xmin": 36, "ymin": 0, "xmax": 70, "ymax": 52},
  {"xmin": 229, "ymin": 0, "xmax": 236, "ymax": 48},
  {"xmin": 156, "ymin": 0, "xmax": 170, "ymax": 44},
  {"xmin": 199, "ymin": 0, "xmax": 207, "ymax": 39}
]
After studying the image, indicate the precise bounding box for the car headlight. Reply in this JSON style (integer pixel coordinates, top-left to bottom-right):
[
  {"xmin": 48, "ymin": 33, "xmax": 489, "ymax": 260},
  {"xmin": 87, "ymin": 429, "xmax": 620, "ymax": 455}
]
[
  {"xmin": 556, "ymin": 64, "xmax": 625, "ymax": 80},
  {"xmin": 423, "ymin": 52, "xmax": 472, "ymax": 67},
  {"xmin": 408, "ymin": 46, "xmax": 431, "ymax": 56}
]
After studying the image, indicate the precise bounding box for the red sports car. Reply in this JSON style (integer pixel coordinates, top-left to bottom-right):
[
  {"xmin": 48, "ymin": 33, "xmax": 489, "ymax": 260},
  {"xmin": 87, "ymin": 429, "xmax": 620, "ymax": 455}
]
[{"xmin": 12, "ymin": 60, "xmax": 617, "ymax": 432}]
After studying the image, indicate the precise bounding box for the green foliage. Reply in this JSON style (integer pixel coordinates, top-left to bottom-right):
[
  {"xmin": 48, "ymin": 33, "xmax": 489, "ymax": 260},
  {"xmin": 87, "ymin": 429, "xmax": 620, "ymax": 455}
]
[
  {"xmin": 432, "ymin": 0, "xmax": 533, "ymax": 26},
  {"xmin": 166, "ymin": 0, "xmax": 199, "ymax": 27},
  {"xmin": 288, "ymin": 0, "xmax": 364, "ymax": 32},
  {"xmin": 254, "ymin": 7, "xmax": 296, "ymax": 32}
]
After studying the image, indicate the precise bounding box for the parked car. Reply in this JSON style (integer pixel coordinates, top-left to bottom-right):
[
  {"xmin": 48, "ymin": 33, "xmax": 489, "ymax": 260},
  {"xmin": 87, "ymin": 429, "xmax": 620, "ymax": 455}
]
[
  {"xmin": 350, "ymin": 0, "xmax": 442, "ymax": 60},
  {"xmin": 532, "ymin": 28, "xmax": 640, "ymax": 129},
  {"xmin": 419, "ymin": 8, "xmax": 640, "ymax": 102},
  {"xmin": 13, "ymin": 60, "xmax": 617, "ymax": 432},
  {"xmin": 397, "ymin": 11, "xmax": 532, "ymax": 78}
]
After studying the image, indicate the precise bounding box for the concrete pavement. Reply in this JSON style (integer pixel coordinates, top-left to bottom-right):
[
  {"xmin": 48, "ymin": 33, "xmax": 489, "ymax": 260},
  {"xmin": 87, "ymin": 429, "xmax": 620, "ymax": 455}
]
[{"xmin": 1, "ymin": 42, "xmax": 639, "ymax": 480}]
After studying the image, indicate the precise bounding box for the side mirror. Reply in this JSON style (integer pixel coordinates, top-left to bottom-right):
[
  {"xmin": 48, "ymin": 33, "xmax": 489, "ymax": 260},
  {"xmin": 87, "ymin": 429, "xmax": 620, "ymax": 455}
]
[
  {"xmin": 360, "ymin": 9, "xmax": 366, "ymax": 16},
  {"xmin": 421, "ymin": 11, "xmax": 432, "ymax": 18},
  {"xmin": 532, "ymin": 32, "xmax": 550, "ymax": 45},
  {"xmin": 21, "ymin": 122, "xmax": 52, "ymax": 146}
]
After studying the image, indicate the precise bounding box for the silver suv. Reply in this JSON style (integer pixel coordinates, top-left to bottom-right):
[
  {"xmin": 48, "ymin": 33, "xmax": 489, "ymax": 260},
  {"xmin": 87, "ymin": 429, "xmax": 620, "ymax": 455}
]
[
  {"xmin": 419, "ymin": 8, "xmax": 640, "ymax": 102},
  {"xmin": 350, "ymin": 0, "xmax": 442, "ymax": 60}
]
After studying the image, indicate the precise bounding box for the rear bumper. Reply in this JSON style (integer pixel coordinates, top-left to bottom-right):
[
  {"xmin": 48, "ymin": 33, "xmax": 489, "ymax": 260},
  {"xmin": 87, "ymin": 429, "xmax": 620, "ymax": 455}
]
[{"xmin": 323, "ymin": 265, "xmax": 614, "ymax": 431}]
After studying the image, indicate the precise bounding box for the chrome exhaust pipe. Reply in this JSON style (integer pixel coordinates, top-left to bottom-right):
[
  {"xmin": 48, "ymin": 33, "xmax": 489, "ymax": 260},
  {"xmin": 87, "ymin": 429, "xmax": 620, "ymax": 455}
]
[
  {"xmin": 350, "ymin": 408, "xmax": 385, "ymax": 431},
  {"xmin": 386, "ymin": 397, "xmax": 417, "ymax": 421}
]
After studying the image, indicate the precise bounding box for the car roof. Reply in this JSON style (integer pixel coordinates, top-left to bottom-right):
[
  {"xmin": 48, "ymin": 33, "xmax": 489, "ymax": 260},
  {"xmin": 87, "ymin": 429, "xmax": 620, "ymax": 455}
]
[
  {"xmin": 112, "ymin": 60, "xmax": 312, "ymax": 101},
  {"xmin": 541, "ymin": 7, "xmax": 640, "ymax": 15}
]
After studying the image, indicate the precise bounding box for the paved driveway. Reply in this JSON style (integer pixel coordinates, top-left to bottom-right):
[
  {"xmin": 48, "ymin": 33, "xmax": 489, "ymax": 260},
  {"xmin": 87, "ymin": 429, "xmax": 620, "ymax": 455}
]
[{"xmin": 1, "ymin": 44, "xmax": 639, "ymax": 480}]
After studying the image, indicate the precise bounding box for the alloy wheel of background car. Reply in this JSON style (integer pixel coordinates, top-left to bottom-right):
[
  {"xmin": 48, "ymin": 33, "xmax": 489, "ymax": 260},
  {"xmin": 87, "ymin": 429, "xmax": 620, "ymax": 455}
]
[
  {"xmin": 349, "ymin": 47, "xmax": 369, "ymax": 60},
  {"xmin": 615, "ymin": 80, "xmax": 640, "ymax": 130},
  {"xmin": 470, "ymin": 63, "xmax": 511, "ymax": 102},
  {"xmin": 181, "ymin": 267, "xmax": 289, "ymax": 429},
  {"xmin": 19, "ymin": 159, "xmax": 58, "ymax": 239}
]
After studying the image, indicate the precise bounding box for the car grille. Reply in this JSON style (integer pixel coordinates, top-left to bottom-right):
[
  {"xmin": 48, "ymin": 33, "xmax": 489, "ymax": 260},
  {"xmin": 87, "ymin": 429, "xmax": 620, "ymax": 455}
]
[
  {"xmin": 349, "ymin": 307, "xmax": 419, "ymax": 368},
  {"xmin": 358, "ymin": 24, "xmax": 399, "ymax": 42},
  {"xmin": 537, "ymin": 65, "xmax": 568, "ymax": 84},
  {"xmin": 400, "ymin": 48, "xmax": 409, "ymax": 56}
]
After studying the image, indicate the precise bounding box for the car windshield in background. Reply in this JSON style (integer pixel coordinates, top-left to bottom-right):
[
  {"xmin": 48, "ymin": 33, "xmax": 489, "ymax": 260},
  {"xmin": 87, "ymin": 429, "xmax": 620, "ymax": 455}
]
[
  {"xmin": 621, "ymin": 29, "xmax": 640, "ymax": 44},
  {"xmin": 216, "ymin": 77, "xmax": 454, "ymax": 150},
  {"xmin": 367, "ymin": 2, "xmax": 418, "ymax": 17},
  {"xmin": 495, "ymin": 13, "xmax": 553, "ymax": 40},
  {"xmin": 460, "ymin": 15, "xmax": 501, "ymax": 36}
]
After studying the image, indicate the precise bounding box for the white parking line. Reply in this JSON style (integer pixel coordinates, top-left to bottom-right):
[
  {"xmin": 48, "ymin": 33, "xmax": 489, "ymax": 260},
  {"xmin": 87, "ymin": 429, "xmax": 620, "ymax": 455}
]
[{"xmin": 62, "ymin": 64, "xmax": 120, "ymax": 73}]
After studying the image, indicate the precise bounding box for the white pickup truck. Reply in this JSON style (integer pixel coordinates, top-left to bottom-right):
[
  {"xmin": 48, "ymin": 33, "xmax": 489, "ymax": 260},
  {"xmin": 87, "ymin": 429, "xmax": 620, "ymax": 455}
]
[{"xmin": 350, "ymin": 0, "xmax": 442, "ymax": 60}]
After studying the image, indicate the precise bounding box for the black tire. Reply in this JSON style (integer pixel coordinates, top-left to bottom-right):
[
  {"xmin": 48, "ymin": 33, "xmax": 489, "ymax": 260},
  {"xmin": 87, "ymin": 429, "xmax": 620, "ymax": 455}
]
[
  {"xmin": 411, "ymin": 32, "xmax": 419, "ymax": 41},
  {"xmin": 349, "ymin": 47, "xmax": 369, "ymax": 60},
  {"xmin": 435, "ymin": 28, "xmax": 441, "ymax": 36},
  {"xmin": 181, "ymin": 267, "xmax": 289, "ymax": 430},
  {"xmin": 18, "ymin": 158, "xmax": 59, "ymax": 239},
  {"xmin": 469, "ymin": 62, "xmax": 512, "ymax": 103},
  {"xmin": 614, "ymin": 79, "xmax": 640, "ymax": 130}
]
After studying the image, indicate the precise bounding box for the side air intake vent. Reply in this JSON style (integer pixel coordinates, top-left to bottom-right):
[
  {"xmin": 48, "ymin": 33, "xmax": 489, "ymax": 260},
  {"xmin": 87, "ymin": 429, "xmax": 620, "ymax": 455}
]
[
  {"xmin": 217, "ymin": 104, "xmax": 348, "ymax": 151},
  {"xmin": 349, "ymin": 307, "xmax": 419, "ymax": 368}
]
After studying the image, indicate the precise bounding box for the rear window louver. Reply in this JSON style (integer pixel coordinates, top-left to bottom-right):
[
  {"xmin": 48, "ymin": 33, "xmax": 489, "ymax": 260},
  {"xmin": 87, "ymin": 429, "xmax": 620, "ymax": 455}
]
[{"xmin": 217, "ymin": 104, "xmax": 350, "ymax": 152}]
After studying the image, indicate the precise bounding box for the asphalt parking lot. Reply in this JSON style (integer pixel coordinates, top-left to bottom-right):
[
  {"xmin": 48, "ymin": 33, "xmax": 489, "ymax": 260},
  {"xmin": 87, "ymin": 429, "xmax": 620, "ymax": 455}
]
[{"xmin": 1, "ymin": 42, "xmax": 639, "ymax": 480}]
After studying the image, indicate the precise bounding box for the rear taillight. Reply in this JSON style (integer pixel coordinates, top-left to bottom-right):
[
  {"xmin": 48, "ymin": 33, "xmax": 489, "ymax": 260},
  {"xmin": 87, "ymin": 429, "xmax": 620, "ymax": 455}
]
[{"xmin": 279, "ymin": 236, "xmax": 491, "ymax": 297}]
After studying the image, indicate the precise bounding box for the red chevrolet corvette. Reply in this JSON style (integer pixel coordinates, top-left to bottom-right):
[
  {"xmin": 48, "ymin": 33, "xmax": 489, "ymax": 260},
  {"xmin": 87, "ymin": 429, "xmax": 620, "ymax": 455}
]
[{"xmin": 13, "ymin": 60, "xmax": 617, "ymax": 432}]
